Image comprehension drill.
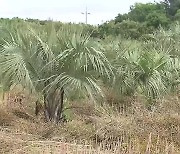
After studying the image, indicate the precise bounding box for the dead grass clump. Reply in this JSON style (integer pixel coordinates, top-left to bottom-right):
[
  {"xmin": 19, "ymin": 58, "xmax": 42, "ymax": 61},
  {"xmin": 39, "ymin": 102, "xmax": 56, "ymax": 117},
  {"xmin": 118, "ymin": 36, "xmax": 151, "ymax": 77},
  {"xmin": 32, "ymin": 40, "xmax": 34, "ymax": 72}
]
[
  {"xmin": 51, "ymin": 120, "xmax": 96, "ymax": 143},
  {"xmin": 131, "ymin": 97, "xmax": 180, "ymax": 144},
  {"xmin": 0, "ymin": 132, "xmax": 21, "ymax": 153},
  {"xmin": 0, "ymin": 128, "xmax": 37, "ymax": 153},
  {"xmin": 0, "ymin": 107, "xmax": 15, "ymax": 126},
  {"xmin": 11, "ymin": 118, "xmax": 50, "ymax": 137},
  {"xmin": 94, "ymin": 114, "xmax": 135, "ymax": 143},
  {"xmin": 66, "ymin": 100, "xmax": 101, "ymax": 119},
  {"xmin": 102, "ymin": 87, "xmax": 134, "ymax": 109},
  {"xmin": 0, "ymin": 105, "xmax": 52, "ymax": 140}
]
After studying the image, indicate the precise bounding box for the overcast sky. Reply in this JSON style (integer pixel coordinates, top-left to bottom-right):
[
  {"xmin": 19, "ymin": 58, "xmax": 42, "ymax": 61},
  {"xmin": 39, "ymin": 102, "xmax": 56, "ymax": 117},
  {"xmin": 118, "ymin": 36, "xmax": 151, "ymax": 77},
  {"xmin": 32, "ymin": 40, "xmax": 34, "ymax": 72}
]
[{"xmin": 0, "ymin": 0, "xmax": 161, "ymax": 25}]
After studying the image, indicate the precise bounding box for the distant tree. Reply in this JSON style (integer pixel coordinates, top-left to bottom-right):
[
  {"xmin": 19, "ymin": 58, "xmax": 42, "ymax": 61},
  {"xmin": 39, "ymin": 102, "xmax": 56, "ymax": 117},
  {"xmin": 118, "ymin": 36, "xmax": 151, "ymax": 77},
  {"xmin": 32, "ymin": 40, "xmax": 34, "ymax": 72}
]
[
  {"xmin": 98, "ymin": 21, "xmax": 116, "ymax": 38},
  {"xmin": 162, "ymin": 0, "xmax": 180, "ymax": 17},
  {"xmin": 12, "ymin": 17, "xmax": 24, "ymax": 22},
  {"xmin": 114, "ymin": 20, "xmax": 143, "ymax": 39},
  {"xmin": 114, "ymin": 13, "xmax": 129, "ymax": 24},
  {"xmin": 128, "ymin": 3, "xmax": 166, "ymax": 23},
  {"xmin": 146, "ymin": 12, "xmax": 170, "ymax": 28},
  {"xmin": 175, "ymin": 9, "xmax": 180, "ymax": 20},
  {"xmin": 98, "ymin": 2, "xmax": 172, "ymax": 38}
]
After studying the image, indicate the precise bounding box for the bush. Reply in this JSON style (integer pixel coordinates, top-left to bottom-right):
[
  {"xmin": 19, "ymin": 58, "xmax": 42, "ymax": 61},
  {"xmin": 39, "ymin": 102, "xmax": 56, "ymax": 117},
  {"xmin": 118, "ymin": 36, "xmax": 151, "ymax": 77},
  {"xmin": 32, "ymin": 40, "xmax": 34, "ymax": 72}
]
[
  {"xmin": 146, "ymin": 12, "xmax": 170, "ymax": 28},
  {"xmin": 114, "ymin": 20, "xmax": 152, "ymax": 39}
]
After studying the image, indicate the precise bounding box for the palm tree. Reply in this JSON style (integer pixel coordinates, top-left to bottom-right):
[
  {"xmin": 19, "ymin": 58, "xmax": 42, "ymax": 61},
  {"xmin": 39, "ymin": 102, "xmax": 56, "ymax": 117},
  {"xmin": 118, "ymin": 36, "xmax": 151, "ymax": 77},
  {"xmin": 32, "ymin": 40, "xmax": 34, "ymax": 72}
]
[
  {"xmin": 104, "ymin": 38, "xmax": 180, "ymax": 100},
  {"xmin": 0, "ymin": 22, "xmax": 113, "ymax": 123}
]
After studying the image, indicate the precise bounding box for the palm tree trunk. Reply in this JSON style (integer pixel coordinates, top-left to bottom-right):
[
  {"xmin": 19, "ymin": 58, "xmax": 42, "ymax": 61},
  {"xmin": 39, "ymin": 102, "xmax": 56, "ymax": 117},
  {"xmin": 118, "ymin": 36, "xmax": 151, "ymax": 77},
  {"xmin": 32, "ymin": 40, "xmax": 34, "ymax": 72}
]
[{"xmin": 43, "ymin": 87, "xmax": 65, "ymax": 123}]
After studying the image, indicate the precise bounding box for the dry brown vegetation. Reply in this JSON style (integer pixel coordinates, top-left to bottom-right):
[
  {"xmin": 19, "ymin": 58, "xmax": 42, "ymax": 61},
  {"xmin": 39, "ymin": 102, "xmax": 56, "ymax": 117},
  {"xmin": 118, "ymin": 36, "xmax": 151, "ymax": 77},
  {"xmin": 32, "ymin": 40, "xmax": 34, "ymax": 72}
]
[{"xmin": 0, "ymin": 90, "xmax": 180, "ymax": 154}]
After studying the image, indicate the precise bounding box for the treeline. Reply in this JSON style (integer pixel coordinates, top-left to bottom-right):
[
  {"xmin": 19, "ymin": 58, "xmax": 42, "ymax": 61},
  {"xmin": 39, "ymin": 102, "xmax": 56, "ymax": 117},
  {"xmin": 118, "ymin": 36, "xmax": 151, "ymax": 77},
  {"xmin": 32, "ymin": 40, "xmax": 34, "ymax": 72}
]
[
  {"xmin": 1, "ymin": 0, "xmax": 180, "ymax": 39},
  {"xmin": 99, "ymin": 0, "xmax": 180, "ymax": 39}
]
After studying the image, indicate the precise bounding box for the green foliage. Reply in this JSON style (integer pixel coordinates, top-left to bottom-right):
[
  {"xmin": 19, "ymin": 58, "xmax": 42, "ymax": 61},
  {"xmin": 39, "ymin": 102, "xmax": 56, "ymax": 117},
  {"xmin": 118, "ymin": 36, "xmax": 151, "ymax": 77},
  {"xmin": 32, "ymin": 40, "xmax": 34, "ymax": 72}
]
[
  {"xmin": 146, "ymin": 12, "xmax": 170, "ymax": 28},
  {"xmin": 163, "ymin": 0, "xmax": 180, "ymax": 17},
  {"xmin": 99, "ymin": 20, "xmax": 152, "ymax": 39},
  {"xmin": 0, "ymin": 13, "xmax": 180, "ymax": 110},
  {"xmin": 114, "ymin": 13, "xmax": 129, "ymax": 24},
  {"xmin": 175, "ymin": 9, "xmax": 180, "ymax": 20},
  {"xmin": 114, "ymin": 20, "xmax": 150, "ymax": 39},
  {"xmin": 100, "ymin": 23, "xmax": 180, "ymax": 99},
  {"xmin": 99, "ymin": 2, "xmax": 172, "ymax": 39},
  {"xmin": 98, "ymin": 21, "xmax": 116, "ymax": 38},
  {"xmin": 0, "ymin": 22, "xmax": 112, "ymax": 97},
  {"xmin": 80, "ymin": 24, "xmax": 100, "ymax": 38},
  {"xmin": 129, "ymin": 3, "xmax": 166, "ymax": 23},
  {"xmin": 109, "ymin": 41, "xmax": 178, "ymax": 99},
  {"xmin": 0, "ymin": 21, "xmax": 114, "ymax": 122}
]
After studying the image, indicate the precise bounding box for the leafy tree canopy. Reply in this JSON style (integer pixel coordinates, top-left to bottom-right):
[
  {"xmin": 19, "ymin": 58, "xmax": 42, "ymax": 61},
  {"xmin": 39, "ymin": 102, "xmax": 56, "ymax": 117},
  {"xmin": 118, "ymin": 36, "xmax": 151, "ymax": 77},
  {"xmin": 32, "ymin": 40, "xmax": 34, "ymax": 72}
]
[
  {"xmin": 163, "ymin": 0, "xmax": 180, "ymax": 16},
  {"xmin": 128, "ymin": 3, "xmax": 166, "ymax": 23}
]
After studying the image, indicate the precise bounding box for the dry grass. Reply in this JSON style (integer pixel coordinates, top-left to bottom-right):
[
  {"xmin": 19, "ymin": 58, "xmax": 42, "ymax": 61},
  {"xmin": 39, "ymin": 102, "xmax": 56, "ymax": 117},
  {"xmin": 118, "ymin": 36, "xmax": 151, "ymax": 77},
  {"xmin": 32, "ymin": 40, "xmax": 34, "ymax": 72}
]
[
  {"xmin": 0, "ymin": 90, "xmax": 180, "ymax": 153},
  {"xmin": 0, "ymin": 128, "xmax": 179, "ymax": 154}
]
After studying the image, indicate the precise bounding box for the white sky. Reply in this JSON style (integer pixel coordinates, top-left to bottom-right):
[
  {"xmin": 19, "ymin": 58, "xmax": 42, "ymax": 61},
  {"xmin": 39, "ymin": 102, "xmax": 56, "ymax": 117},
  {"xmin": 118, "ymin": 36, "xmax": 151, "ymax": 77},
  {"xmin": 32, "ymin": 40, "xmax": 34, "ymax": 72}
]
[{"xmin": 0, "ymin": 0, "xmax": 161, "ymax": 25}]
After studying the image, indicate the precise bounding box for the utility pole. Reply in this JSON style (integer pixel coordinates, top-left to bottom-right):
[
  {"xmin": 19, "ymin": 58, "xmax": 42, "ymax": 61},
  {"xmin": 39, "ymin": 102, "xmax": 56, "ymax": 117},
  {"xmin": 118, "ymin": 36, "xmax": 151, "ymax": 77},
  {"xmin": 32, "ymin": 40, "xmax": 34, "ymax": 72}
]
[{"xmin": 81, "ymin": 7, "xmax": 90, "ymax": 24}]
